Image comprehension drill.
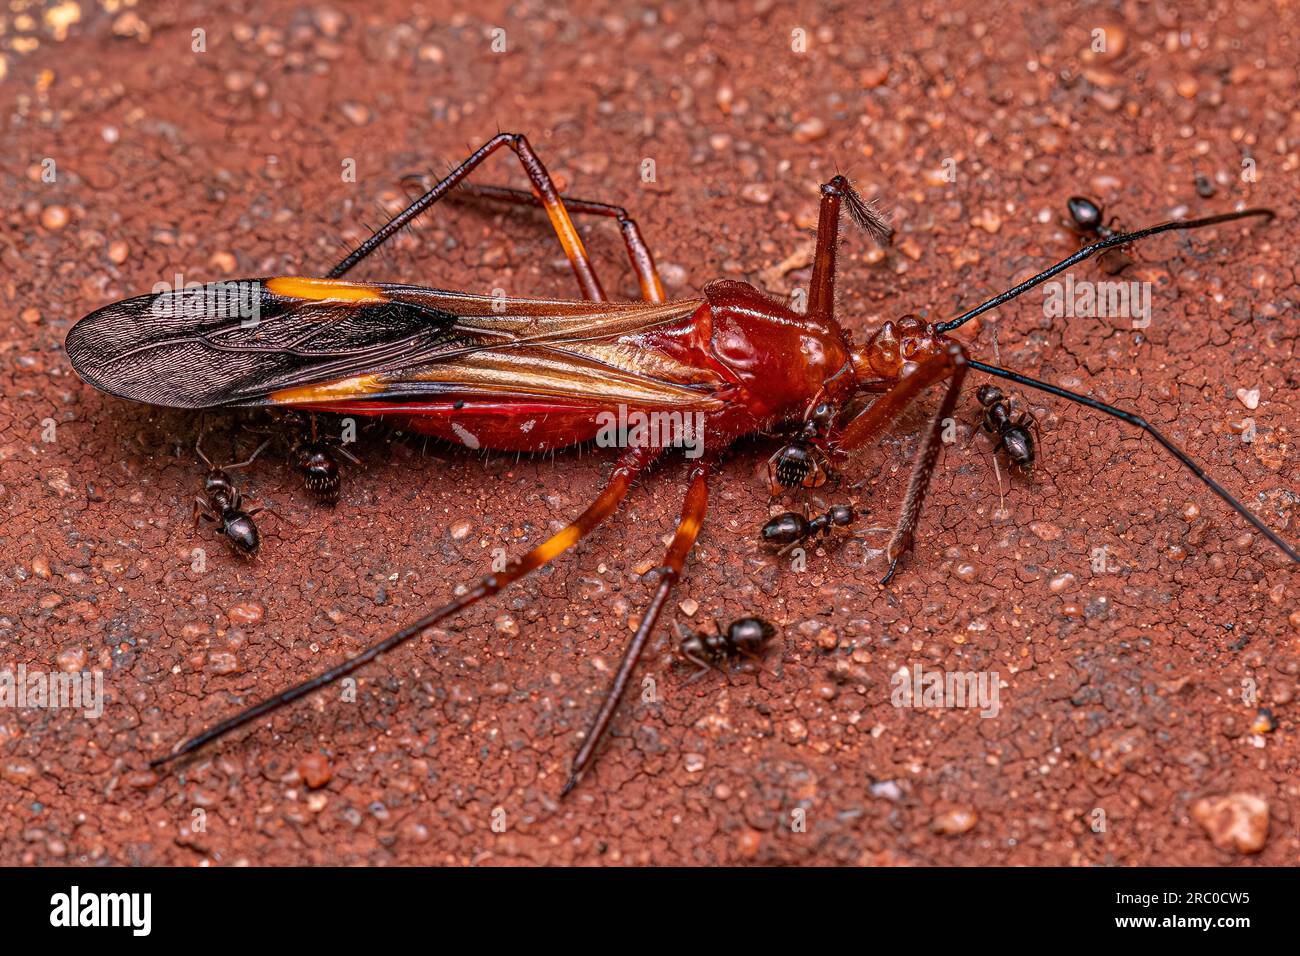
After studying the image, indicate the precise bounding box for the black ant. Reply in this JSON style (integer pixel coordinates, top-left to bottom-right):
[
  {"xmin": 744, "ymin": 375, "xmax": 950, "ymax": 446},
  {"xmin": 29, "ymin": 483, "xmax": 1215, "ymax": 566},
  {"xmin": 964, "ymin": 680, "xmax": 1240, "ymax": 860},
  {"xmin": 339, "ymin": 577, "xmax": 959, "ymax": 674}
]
[
  {"xmin": 767, "ymin": 401, "xmax": 837, "ymax": 492},
  {"xmin": 193, "ymin": 437, "xmax": 273, "ymax": 558},
  {"xmin": 675, "ymin": 616, "xmax": 777, "ymax": 681},
  {"xmin": 762, "ymin": 503, "xmax": 859, "ymax": 554},
  {"xmin": 973, "ymin": 385, "xmax": 1038, "ymax": 473},
  {"xmin": 1064, "ymin": 196, "xmax": 1133, "ymax": 275},
  {"xmin": 292, "ymin": 416, "xmax": 359, "ymax": 506}
]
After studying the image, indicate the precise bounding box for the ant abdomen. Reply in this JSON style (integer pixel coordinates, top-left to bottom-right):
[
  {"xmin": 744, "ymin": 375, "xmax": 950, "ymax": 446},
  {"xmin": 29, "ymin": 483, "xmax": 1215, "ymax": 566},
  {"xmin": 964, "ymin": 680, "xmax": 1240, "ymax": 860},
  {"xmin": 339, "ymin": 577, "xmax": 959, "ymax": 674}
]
[
  {"xmin": 1066, "ymin": 195, "xmax": 1104, "ymax": 233},
  {"xmin": 296, "ymin": 443, "xmax": 343, "ymax": 505}
]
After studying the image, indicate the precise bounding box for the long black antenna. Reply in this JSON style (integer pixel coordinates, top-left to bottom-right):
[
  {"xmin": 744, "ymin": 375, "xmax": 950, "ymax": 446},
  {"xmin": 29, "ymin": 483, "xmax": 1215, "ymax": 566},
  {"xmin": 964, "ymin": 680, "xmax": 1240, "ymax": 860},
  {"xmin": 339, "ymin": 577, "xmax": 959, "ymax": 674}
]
[
  {"xmin": 936, "ymin": 208, "xmax": 1274, "ymax": 334},
  {"xmin": 968, "ymin": 359, "xmax": 1299, "ymax": 563}
]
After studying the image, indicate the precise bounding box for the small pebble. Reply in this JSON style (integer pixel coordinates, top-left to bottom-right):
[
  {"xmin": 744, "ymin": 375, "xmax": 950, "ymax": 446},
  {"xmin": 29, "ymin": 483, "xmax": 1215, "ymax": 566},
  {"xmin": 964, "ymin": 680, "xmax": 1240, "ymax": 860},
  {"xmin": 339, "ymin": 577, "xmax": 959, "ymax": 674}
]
[
  {"xmin": 41, "ymin": 205, "xmax": 69, "ymax": 230},
  {"xmin": 298, "ymin": 753, "xmax": 333, "ymax": 789},
  {"xmin": 1192, "ymin": 793, "xmax": 1269, "ymax": 854},
  {"xmin": 931, "ymin": 806, "xmax": 977, "ymax": 835},
  {"xmin": 792, "ymin": 118, "xmax": 828, "ymax": 143}
]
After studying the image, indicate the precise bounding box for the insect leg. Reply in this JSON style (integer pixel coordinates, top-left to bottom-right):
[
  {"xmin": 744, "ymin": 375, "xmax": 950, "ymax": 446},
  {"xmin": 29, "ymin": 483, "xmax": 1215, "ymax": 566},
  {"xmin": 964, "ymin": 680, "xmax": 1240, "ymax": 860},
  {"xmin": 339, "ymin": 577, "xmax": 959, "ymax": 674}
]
[
  {"xmin": 833, "ymin": 341, "xmax": 969, "ymax": 583},
  {"xmin": 807, "ymin": 175, "xmax": 892, "ymax": 321},
  {"xmin": 150, "ymin": 444, "xmax": 662, "ymax": 768},
  {"xmin": 328, "ymin": 133, "xmax": 606, "ymax": 300},
  {"xmin": 562, "ymin": 460, "xmax": 709, "ymax": 796},
  {"xmin": 441, "ymin": 182, "xmax": 666, "ymax": 303},
  {"xmin": 969, "ymin": 360, "xmax": 1299, "ymax": 563}
]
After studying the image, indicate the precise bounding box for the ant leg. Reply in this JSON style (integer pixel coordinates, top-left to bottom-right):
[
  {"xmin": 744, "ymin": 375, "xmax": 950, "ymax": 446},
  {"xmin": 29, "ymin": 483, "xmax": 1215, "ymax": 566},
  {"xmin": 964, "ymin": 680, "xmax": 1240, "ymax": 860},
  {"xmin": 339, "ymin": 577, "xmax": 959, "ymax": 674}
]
[
  {"xmin": 807, "ymin": 176, "xmax": 892, "ymax": 322},
  {"xmin": 434, "ymin": 182, "xmax": 667, "ymax": 303},
  {"xmin": 150, "ymin": 445, "xmax": 663, "ymax": 769},
  {"xmin": 329, "ymin": 133, "xmax": 606, "ymax": 300},
  {"xmin": 683, "ymin": 651, "xmax": 728, "ymax": 686},
  {"xmin": 223, "ymin": 438, "xmax": 272, "ymax": 471},
  {"xmin": 193, "ymin": 498, "xmax": 215, "ymax": 529},
  {"xmin": 245, "ymin": 505, "xmax": 295, "ymax": 529},
  {"xmin": 833, "ymin": 342, "xmax": 969, "ymax": 583},
  {"xmin": 563, "ymin": 460, "xmax": 710, "ymax": 796}
]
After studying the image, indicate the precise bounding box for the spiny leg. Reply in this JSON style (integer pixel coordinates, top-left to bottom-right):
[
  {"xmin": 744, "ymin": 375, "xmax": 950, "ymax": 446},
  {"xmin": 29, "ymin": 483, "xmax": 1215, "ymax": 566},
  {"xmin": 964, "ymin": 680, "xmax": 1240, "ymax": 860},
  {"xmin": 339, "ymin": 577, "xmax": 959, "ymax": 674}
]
[
  {"xmin": 562, "ymin": 460, "xmax": 709, "ymax": 796},
  {"xmin": 969, "ymin": 360, "xmax": 1299, "ymax": 563},
  {"xmin": 833, "ymin": 342, "xmax": 969, "ymax": 582},
  {"xmin": 807, "ymin": 175, "xmax": 892, "ymax": 322},
  {"xmin": 438, "ymin": 181, "xmax": 666, "ymax": 303},
  {"xmin": 328, "ymin": 132, "xmax": 607, "ymax": 301},
  {"xmin": 151, "ymin": 445, "xmax": 662, "ymax": 768}
]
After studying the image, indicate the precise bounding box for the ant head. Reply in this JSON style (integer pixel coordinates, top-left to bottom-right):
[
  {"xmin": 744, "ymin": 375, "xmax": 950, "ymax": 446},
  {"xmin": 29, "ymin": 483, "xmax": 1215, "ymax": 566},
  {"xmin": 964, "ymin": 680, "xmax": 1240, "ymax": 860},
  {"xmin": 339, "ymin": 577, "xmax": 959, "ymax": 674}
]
[
  {"xmin": 204, "ymin": 469, "xmax": 235, "ymax": 493},
  {"xmin": 803, "ymin": 402, "xmax": 837, "ymax": 437},
  {"xmin": 828, "ymin": 504, "xmax": 856, "ymax": 526},
  {"xmin": 727, "ymin": 616, "xmax": 776, "ymax": 654},
  {"xmin": 1066, "ymin": 196, "xmax": 1103, "ymax": 231},
  {"xmin": 975, "ymin": 384, "xmax": 1003, "ymax": 407}
]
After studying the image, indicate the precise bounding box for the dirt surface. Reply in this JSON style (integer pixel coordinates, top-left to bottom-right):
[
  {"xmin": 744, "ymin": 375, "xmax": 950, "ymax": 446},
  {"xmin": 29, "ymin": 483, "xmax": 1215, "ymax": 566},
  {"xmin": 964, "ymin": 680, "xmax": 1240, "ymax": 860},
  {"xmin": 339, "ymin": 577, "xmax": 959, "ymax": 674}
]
[{"xmin": 2, "ymin": 0, "xmax": 1298, "ymax": 866}]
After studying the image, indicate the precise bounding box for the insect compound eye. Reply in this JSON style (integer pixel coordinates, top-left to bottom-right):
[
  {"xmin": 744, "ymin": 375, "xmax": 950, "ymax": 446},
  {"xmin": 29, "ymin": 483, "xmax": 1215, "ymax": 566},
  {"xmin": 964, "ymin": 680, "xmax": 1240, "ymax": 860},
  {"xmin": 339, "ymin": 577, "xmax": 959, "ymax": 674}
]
[
  {"xmin": 761, "ymin": 512, "xmax": 808, "ymax": 545},
  {"xmin": 1067, "ymin": 196, "xmax": 1102, "ymax": 230}
]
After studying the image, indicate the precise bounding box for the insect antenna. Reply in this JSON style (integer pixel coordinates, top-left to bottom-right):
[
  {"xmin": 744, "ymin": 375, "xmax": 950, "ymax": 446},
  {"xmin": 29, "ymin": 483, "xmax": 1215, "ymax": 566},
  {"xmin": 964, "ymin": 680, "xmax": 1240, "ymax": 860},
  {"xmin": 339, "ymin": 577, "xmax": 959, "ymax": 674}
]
[
  {"xmin": 968, "ymin": 359, "xmax": 1299, "ymax": 563},
  {"xmin": 936, "ymin": 207, "xmax": 1274, "ymax": 334}
]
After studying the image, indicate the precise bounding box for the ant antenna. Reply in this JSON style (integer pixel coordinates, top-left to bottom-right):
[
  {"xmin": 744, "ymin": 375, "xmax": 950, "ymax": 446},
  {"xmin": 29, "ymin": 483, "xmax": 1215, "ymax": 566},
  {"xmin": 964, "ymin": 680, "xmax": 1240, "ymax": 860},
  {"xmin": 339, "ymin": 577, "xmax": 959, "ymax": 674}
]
[
  {"xmin": 936, "ymin": 208, "xmax": 1274, "ymax": 334},
  {"xmin": 968, "ymin": 359, "xmax": 1299, "ymax": 563}
]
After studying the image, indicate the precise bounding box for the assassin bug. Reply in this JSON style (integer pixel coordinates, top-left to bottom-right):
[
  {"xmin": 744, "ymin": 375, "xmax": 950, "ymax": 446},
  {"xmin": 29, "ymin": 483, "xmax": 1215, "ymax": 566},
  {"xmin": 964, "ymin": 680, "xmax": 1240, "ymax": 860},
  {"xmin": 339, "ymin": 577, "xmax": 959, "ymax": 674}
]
[
  {"xmin": 1064, "ymin": 195, "xmax": 1133, "ymax": 274},
  {"xmin": 64, "ymin": 132, "xmax": 1296, "ymax": 795},
  {"xmin": 676, "ymin": 616, "xmax": 778, "ymax": 681},
  {"xmin": 193, "ymin": 437, "xmax": 273, "ymax": 558}
]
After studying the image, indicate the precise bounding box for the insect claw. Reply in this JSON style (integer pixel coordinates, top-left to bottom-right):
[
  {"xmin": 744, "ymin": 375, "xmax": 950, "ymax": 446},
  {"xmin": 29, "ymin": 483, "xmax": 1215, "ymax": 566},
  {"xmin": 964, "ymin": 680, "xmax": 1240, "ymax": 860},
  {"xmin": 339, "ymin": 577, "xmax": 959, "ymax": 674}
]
[{"xmin": 559, "ymin": 771, "xmax": 581, "ymax": 799}]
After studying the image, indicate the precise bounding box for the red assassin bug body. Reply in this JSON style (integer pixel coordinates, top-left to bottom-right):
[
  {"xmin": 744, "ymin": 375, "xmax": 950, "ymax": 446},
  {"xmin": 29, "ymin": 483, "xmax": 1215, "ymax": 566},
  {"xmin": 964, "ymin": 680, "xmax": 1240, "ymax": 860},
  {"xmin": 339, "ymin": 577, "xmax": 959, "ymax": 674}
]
[{"xmin": 65, "ymin": 132, "xmax": 1295, "ymax": 795}]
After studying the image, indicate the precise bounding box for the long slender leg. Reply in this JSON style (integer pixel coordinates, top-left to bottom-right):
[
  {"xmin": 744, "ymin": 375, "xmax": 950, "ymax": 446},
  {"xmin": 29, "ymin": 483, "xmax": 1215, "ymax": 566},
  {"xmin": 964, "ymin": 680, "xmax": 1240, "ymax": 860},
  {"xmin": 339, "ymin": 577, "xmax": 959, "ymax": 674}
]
[
  {"xmin": 328, "ymin": 133, "xmax": 607, "ymax": 301},
  {"xmin": 969, "ymin": 360, "xmax": 1299, "ymax": 563},
  {"xmin": 833, "ymin": 342, "xmax": 969, "ymax": 582},
  {"xmin": 151, "ymin": 445, "xmax": 662, "ymax": 768},
  {"xmin": 807, "ymin": 175, "xmax": 892, "ymax": 321},
  {"xmin": 434, "ymin": 181, "xmax": 666, "ymax": 304},
  {"xmin": 561, "ymin": 459, "xmax": 709, "ymax": 796}
]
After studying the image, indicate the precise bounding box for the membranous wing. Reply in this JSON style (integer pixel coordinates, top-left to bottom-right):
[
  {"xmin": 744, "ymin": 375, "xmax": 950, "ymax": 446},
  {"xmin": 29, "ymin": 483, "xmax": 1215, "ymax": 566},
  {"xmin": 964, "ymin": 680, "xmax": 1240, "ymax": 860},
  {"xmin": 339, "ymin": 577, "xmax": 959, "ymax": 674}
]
[{"xmin": 66, "ymin": 277, "xmax": 719, "ymax": 411}]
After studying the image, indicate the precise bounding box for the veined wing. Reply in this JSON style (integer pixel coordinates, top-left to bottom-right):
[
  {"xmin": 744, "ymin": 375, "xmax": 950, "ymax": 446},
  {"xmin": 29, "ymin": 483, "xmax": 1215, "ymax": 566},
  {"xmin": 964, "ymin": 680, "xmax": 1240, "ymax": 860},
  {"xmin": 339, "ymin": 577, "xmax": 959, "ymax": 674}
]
[{"xmin": 66, "ymin": 277, "xmax": 718, "ymax": 411}]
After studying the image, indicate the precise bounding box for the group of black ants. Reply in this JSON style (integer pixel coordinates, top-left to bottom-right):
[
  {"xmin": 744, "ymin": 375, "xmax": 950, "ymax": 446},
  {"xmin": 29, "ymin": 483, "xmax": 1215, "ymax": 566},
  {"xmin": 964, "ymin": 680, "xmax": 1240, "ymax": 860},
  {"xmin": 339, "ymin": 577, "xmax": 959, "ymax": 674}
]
[{"xmin": 189, "ymin": 194, "xmax": 1116, "ymax": 667}]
